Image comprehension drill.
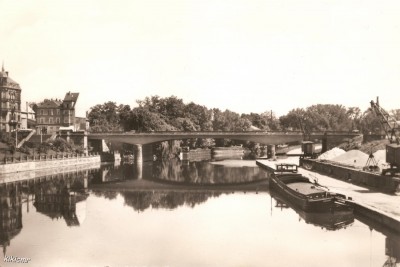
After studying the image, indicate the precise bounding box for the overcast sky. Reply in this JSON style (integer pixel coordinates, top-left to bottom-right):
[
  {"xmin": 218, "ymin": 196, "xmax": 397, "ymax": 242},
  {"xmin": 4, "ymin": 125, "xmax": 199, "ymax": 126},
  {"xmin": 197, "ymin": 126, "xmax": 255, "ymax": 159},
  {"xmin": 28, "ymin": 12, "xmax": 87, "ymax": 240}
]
[{"xmin": 1, "ymin": 0, "xmax": 399, "ymax": 117}]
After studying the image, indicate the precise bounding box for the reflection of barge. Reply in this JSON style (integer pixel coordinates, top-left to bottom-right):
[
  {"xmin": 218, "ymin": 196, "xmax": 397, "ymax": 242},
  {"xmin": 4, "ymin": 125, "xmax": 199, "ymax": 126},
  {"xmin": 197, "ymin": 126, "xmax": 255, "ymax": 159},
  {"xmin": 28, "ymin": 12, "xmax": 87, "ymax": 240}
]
[
  {"xmin": 269, "ymin": 163, "xmax": 352, "ymax": 212},
  {"xmin": 271, "ymin": 190, "xmax": 354, "ymax": 231}
]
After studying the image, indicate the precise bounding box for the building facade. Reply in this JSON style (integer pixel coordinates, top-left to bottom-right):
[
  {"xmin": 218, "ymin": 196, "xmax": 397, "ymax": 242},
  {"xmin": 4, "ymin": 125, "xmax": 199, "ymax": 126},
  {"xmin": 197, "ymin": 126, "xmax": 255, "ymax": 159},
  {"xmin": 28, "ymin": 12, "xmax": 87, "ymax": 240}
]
[
  {"xmin": 20, "ymin": 102, "xmax": 36, "ymax": 130},
  {"xmin": 34, "ymin": 92, "xmax": 79, "ymax": 134},
  {"xmin": 0, "ymin": 65, "xmax": 21, "ymax": 132}
]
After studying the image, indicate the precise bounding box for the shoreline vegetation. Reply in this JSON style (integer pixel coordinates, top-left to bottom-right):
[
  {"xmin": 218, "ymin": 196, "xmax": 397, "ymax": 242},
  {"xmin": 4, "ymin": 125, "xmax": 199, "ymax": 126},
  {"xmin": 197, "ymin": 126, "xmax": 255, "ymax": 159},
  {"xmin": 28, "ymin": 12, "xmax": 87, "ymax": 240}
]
[{"xmin": 1, "ymin": 95, "xmax": 397, "ymax": 161}]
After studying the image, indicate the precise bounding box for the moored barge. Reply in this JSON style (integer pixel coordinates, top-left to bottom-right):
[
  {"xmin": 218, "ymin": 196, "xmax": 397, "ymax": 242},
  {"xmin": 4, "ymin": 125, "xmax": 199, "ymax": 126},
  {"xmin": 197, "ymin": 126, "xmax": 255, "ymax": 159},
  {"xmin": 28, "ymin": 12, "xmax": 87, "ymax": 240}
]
[{"xmin": 269, "ymin": 163, "xmax": 352, "ymax": 212}]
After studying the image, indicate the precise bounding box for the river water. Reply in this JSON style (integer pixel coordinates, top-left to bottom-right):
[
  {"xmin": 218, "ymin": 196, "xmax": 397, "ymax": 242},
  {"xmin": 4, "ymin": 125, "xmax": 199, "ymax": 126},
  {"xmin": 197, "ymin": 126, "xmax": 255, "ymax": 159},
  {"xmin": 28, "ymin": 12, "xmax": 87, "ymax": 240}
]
[{"xmin": 0, "ymin": 158, "xmax": 399, "ymax": 267}]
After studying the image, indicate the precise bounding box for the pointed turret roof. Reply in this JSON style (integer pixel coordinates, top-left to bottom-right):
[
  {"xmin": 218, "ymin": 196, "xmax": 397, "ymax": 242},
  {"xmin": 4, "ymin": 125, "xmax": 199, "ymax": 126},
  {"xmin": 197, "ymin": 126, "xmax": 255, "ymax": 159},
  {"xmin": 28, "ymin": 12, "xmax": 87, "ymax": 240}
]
[{"xmin": 0, "ymin": 63, "xmax": 21, "ymax": 90}]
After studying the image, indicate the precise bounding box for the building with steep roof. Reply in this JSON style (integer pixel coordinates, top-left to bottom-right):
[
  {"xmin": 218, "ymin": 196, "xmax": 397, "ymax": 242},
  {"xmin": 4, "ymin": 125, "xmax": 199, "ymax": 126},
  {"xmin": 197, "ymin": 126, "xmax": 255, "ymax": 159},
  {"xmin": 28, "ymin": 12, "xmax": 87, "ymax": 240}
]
[
  {"xmin": 34, "ymin": 92, "xmax": 79, "ymax": 134},
  {"xmin": 0, "ymin": 63, "xmax": 21, "ymax": 132}
]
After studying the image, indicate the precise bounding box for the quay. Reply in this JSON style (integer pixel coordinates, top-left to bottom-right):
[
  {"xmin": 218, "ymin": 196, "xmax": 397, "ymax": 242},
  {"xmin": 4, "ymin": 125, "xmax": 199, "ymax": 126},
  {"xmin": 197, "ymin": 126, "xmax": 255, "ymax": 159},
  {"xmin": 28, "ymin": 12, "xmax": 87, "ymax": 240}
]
[
  {"xmin": 256, "ymin": 159, "xmax": 400, "ymax": 234},
  {"xmin": 0, "ymin": 153, "xmax": 101, "ymax": 174}
]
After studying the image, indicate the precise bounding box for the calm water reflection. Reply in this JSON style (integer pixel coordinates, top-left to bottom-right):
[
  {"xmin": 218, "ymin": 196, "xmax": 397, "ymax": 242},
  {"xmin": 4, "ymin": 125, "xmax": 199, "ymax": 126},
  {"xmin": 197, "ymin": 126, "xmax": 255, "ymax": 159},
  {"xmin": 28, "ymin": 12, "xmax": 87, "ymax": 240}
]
[{"xmin": 0, "ymin": 160, "xmax": 399, "ymax": 267}]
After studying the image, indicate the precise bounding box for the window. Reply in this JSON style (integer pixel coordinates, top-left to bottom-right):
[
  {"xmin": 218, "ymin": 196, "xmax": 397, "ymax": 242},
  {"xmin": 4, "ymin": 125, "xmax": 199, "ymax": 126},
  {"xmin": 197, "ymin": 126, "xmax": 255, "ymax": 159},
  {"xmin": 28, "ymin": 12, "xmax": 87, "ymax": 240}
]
[
  {"xmin": 57, "ymin": 109, "xmax": 60, "ymax": 115},
  {"xmin": 56, "ymin": 117, "xmax": 60, "ymax": 123},
  {"xmin": 39, "ymin": 118, "xmax": 44, "ymax": 124},
  {"xmin": 43, "ymin": 109, "xmax": 48, "ymax": 115},
  {"xmin": 49, "ymin": 118, "xmax": 53, "ymax": 124},
  {"xmin": 50, "ymin": 109, "xmax": 53, "ymax": 115},
  {"xmin": 64, "ymin": 117, "xmax": 69, "ymax": 123}
]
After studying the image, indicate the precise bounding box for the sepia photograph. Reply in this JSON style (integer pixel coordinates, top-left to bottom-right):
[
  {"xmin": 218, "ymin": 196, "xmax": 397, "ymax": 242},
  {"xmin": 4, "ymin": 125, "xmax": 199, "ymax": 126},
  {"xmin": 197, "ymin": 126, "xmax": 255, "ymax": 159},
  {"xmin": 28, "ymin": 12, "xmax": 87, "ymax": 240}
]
[{"xmin": 0, "ymin": 0, "xmax": 399, "ymax": 266}]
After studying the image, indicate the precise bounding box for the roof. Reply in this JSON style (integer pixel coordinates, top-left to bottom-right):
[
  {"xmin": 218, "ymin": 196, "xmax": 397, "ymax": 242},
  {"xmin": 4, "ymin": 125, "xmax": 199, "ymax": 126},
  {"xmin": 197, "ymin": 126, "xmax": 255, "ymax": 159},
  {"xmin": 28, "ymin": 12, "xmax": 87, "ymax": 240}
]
[
  {"xmin": 0, "ymin": 69, "xmax": 21, "ymax": 90},
  {"xmin": 64, "ymin": 92, "xmax": 79, "ymax": 102},
  {"xmin": 36, "ymin": 99, "xmax": 63, "ymax": 108}
]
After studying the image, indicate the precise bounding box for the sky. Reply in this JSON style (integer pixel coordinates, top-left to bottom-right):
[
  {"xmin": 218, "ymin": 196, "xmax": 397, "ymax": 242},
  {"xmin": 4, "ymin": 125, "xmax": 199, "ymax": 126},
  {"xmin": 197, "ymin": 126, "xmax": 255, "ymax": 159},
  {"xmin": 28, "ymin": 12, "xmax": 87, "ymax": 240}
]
[{"xmin": 1, "ymin": 0, "xmax": 400, "ymax": 118}]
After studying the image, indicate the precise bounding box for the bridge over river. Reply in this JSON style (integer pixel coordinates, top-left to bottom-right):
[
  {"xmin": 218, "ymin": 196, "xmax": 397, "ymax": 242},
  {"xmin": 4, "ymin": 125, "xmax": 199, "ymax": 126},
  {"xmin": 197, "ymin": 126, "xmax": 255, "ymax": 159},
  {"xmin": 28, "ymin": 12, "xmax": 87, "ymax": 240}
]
[
  {"xmin": 88, "ymin": 131, "xmax": 360, "ymax": 162},
  {"xmin": 88, "ymin": 130, "xmax": 359, "ymax": 145}
]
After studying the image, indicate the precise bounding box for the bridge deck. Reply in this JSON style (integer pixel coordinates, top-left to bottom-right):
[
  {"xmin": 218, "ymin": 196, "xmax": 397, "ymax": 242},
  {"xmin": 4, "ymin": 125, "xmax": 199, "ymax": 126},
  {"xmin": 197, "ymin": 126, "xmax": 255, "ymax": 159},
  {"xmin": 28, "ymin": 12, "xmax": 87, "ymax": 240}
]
[{"xmin": 88, "ymin": 131, "xmax": 360, "ymax": 145}]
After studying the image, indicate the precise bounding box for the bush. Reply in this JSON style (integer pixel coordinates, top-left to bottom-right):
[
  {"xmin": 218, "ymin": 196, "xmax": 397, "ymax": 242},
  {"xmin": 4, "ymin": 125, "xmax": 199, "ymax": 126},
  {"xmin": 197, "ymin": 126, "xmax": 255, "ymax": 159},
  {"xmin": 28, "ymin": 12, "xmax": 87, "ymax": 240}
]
[
  {"xmin": 24, "ymin": 141, "xmax": 38, "ymax": 149},
  {"xmin": 17, "ymin": 145, "xmax": 31, "ymax": 155},
  {"xmin": 0, "ymin": 132, "xmax": 15, "ymax": 147},
  {"xmin": 38, "ymin": 142, "xmax": 51, "ymax": 154},
  {"xmin": 75, "ymin": 145, "xmax": 84, "ymax": 154},
  {"xmin": 51, "ymin": 138, "xmax": 74, "ymax": 152}
]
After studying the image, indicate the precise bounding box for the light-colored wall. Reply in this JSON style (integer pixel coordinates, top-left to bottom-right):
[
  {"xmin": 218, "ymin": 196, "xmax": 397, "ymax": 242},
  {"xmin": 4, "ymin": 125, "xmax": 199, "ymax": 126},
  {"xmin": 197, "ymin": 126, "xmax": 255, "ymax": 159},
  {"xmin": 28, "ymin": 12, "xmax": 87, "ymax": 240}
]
[{"xmin": 0, "ymin": 155, "xmax": 100, "ymax": 174}]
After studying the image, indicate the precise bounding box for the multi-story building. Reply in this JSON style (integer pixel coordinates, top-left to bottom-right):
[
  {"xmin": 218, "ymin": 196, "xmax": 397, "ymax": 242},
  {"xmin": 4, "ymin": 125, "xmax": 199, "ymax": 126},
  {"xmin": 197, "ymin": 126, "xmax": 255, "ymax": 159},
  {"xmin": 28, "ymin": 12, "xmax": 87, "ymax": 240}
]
[
  {"xmin": 20, "ymin": 102, "xmax": 36, "ymax": 130},
  {"xmin": 0, "ymin": 64, "xmax": 21, "ymax": 132},
  {"xmin": 33, "ymin": 92, "xmax": 79, "ymax": 134}
]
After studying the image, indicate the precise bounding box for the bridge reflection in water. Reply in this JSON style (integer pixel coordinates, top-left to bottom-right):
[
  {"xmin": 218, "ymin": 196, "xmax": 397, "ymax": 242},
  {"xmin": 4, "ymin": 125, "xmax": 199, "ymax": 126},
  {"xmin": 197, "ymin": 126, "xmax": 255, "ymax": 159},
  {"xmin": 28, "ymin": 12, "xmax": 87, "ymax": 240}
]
[
  {"xmin": 0, "ymin": 159, "xmax": 399, "ymax": 266},
  {"xmin": 90, "ymin": 159, "xmax": 270, "ymax": 192}
]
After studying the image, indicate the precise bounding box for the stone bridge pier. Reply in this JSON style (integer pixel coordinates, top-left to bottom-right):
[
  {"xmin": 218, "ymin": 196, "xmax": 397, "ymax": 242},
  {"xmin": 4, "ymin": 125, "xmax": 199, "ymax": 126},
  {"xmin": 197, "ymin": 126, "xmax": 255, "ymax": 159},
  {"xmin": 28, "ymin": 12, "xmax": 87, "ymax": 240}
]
[
  {"xmin": 134, "ymin": 144, "xmax": 143, "ymax": 163},
  {"xmin": 267, "ymin": 145, "xmax": 276, "ymax": 159},
  {"xmin": 134, "ymin": 144, "xmax": 143, "ymax": 179}
]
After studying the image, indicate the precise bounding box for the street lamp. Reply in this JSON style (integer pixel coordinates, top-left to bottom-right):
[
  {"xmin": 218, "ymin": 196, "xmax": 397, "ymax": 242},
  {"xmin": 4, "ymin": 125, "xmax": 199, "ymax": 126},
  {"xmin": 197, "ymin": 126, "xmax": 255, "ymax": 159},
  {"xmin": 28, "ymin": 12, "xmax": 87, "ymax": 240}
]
[{"xmin": 15, "ymin": 127, "xmax": 17, "ymax": 147}]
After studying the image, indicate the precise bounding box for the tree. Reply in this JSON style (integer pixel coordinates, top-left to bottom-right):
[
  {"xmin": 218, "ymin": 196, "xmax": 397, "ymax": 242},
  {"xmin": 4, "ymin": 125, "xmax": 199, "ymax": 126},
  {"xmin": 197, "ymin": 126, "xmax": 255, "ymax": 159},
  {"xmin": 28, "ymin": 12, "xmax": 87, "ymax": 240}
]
[
  {"xmin": 130, "ymin": 107, "xmax": 175, "ymax": 132},
  {"xmin": 279, "ymin": 105, "xmax": 354, "ymax": 132},
  {"xmin": 346, "ymin": 107, "xmax": 362, "ymax": 131},
  {"xmin": 88, "ymin": 102, "xmax": 123, "ymax": 132},
  {"xmin": 279, "ymin": 108, "xmax": 306, "ymax": 131},
  {"xmin": 184, "ymin": 102, "xmax": 213, "ymax": 131},
  {"xmin": 212, "ymin": 109, "xmax": 251, "ymax": 132},
  {"xmin": 118, "ymin": 104, "xmax": 132, "ymax": 131},
  {"xmin": 359, "ymin": 108, "xmax": 384, "ymax": 134},
  {"xmin": 137, "ymin": 95, "xmax": 185, "ymax": 124},
  {"xmin": 170, "ymin": 118, "xmax": 197, "ymax": 131},
  {"xmin": 241, "ymin": 113, "xmax": 268, "ymax": 130}
]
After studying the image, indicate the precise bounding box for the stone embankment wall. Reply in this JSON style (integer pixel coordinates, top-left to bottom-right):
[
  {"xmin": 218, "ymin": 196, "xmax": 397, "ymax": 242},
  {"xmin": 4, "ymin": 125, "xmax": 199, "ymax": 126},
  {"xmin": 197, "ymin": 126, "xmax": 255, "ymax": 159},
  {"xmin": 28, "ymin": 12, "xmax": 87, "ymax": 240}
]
[
  {"xmin": 0, "ymin": 155, "xmax": 101, "ymax": 174},
  {"xmin": 301, "ymin": 158, "xmax": 400, "ymax": 193},
  {"xmin": 347, "ymin": 200, "xmax": 400, "ymax": 234},
  {"xmin": 0, "ymin": 161, "xmax": 101, "ymax": 184}
]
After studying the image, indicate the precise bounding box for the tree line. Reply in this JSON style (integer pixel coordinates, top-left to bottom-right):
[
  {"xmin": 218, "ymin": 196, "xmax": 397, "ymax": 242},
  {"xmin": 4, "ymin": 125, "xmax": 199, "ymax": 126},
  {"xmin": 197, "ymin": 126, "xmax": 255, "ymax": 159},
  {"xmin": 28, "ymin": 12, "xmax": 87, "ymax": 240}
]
[
  {"xmin": 88, "ymin": 95, "xmax": 398, "ymax": 134},
  {"xmin": 87, "ymin": 95, "xmax": 399, "ymax": 157}
]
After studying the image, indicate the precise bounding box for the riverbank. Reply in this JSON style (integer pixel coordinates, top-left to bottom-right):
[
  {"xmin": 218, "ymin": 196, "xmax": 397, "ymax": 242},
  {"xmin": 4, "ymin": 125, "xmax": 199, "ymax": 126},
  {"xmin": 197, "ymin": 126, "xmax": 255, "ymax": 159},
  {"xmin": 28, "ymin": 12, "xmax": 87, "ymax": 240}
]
[
  {"xmin": 256, "ymin": 158, "xmax": 400, "ymax": 233},
  {"xmin": 0, "ymin": 154, "xmax": 101, "ymax": 174},
  {"xmin": 0, "ymin": 160, "xmax": 101, "ymax": 184}
]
